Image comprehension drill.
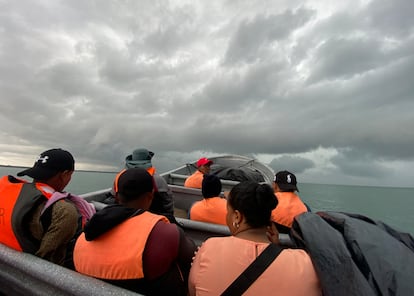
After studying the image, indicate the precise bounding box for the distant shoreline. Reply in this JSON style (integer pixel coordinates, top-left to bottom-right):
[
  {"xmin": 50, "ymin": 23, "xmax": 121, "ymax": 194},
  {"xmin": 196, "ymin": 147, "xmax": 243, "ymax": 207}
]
[
  {"xmin": 1, "ymin": 164, "xmax": 412, "ymax": 189},
  {"xmin": 0, "ymin": 164, "xmax": 117, "ymax": 174}
]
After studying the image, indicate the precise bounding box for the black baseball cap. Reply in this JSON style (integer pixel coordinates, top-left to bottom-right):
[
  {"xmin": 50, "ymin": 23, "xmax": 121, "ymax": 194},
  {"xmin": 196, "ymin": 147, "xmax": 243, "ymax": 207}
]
[
  {"xmin": 114, "ymin": 168, "xmax": 154, "ymax": 200},
  {"xmin": 17, "ymin": 148, "xmax": 75, "ymax": 180},
  {"xmin": 274, "ymin": 170, "xmax": 299, "ymax": 192}
]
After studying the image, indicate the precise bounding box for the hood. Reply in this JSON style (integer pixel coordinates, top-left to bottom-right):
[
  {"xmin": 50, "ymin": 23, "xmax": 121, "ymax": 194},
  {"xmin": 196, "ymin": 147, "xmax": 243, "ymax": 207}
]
[{"xmin": 84, "ymin": 204, "xmax": 143, "ymax": 241}]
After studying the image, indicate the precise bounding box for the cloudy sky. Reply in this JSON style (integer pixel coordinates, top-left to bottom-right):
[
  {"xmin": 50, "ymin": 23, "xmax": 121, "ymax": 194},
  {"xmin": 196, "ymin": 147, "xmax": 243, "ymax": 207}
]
[{"xmin": 0, "ymin": 0, "xmax": 413, "ymax": 187}]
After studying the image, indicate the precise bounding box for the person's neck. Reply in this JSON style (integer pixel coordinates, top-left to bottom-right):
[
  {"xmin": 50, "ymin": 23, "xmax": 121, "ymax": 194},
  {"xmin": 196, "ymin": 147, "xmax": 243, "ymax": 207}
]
[
  {"xmin": 234, "ymin": 226, "xmax": 269, "ymax": 243},
  {"xmin": 34, "ymin": 180, "xmax": 59, "ymax": 191}
]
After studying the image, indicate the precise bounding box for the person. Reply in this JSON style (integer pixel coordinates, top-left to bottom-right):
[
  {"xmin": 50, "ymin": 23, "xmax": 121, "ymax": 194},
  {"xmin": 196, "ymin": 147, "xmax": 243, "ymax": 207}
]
[
  {"xmin": 271, "ymin": 170, "xmax": 308, "ymax": 233},
  {"xmin": 0, "ymin": 148, "xmax": 95, "ymax": 268},
  {"xmin": 124, "ymin": 148, "xmax": 175, "ymax": 223},
  {"xmin": 184, "ymin": 157, "xmax": 213, "ymax": 189},
  {"xmin": 188, "ymin": 181, "xmax": 321, "ymax": 296},
  {"xmin": 188, "ymin": 174, "xmax": 227, "ymax": 225},
  {"xmin": 74, "ymin": 168, "xmax": 197, "ymax": 295}
]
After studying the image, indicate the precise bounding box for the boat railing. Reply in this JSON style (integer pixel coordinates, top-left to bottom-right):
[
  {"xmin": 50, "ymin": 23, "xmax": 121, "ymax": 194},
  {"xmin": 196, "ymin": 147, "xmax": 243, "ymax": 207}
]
[
  {"xmin": 81, "ymin": 187, "xmax": 112, "ymax": 202},
  {"xmin": 175, "ymin": 218, "xmax": 293, "ymax": 247},
  {"xmin": 175, "ymin": 217, "xmax": 230, "ymax": 245},
  {"xmin": 0, "ymin": 243, "xmax": 141, "ymax": 296},
  {"xmin": 167, "ymin": 173, "xmax": 240, "ymax": 189}
]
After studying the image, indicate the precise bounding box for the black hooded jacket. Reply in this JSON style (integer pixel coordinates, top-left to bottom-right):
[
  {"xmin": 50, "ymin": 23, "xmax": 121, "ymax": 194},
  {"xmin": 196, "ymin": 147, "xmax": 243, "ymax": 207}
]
[
  {"xmin": 79, "ymin": 205, "xmax": 196, "ymax": 296},
  {"xmin": 290, "ymin": 211, "xmax": 414, "ymax": 296}
]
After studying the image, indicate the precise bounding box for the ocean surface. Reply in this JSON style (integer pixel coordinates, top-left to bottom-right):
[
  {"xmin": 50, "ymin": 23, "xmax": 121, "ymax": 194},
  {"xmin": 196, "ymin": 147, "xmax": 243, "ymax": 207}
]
[{"xmin": 1, "ymin": 166, "xmax": 413, "ymax": 235}]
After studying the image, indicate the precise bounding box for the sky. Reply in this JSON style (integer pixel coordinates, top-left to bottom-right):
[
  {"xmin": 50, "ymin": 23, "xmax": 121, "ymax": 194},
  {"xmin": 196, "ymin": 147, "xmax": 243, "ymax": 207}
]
[{"xmin": 0, "ymin": 0, "xmax": 413, "ymax": 188}]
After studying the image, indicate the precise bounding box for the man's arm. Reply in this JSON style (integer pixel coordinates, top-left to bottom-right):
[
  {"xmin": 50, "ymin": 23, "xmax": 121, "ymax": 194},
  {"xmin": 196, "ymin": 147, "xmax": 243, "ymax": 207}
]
[
  {"xmin": 36, "ymin": 201, "xmax": 78, "ymax": 265},
  {"xmin": 144, "ymin": 221, "xmax": 196, "ymax": 280},
  {"xmin": 151, "ymin": 174, "xmax": 175, "ymax": 217}
]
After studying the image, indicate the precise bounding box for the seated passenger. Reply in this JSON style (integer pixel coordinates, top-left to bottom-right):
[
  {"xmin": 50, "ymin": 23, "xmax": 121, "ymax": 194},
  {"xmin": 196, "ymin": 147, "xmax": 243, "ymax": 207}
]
[
  {"xmin": 105, "ymin": 148, "xmax": 176, "ymax": 223},
  {"xmin": 0, "ymin": 148, "xmax": 95, "ymax": 268},
  {"xmin": 271, "ymin": 171, "xmax": 308, "ymax": 233},
  {"xmin": 74, "ymin": 168, "xmax": 197, "ymax": 296},
  {"xmin": 188, "ymin": 181, "xmax": 321, "ymax": 296},
  {"xmin": 184, "ymin": 157, "xmax": 213, "ymax": 189},
  {"xmin": 189, "ymin": 174, "xmax": 227, "ymax": 225},
  {"xmin": 125, "ymin": 148, "xmax": 175, "ymax": 223}
]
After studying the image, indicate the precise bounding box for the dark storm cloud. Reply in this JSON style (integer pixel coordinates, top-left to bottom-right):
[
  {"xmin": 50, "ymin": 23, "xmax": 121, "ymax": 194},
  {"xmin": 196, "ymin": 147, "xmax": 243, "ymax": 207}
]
[
  {"xmin": 363, "ymin": 0, "xmax": 414, "ymax": 37},
  {"xmin": 0, "ymin": 0, "xmax": 413, "ymax": 186},
  {"xmin": 307, "ymin": 37, "xmax": 386, "ymax": 83},
  {"xmin": 224, "ymin": 8, "xmax": 315, "ymax": 65},
  {"xmin": 269, "ymin": 155, "xmax": 315, "ymax": 174}
]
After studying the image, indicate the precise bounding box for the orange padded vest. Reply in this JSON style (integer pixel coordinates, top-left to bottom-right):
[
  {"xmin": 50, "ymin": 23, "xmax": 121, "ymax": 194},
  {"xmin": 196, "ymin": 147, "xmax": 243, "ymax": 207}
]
[
  {"xmin": 189, "ymin": 197, "xmax": 227, "ymax": 225},
  {"xmin": 0, "ymin": 175, "xmax": 54, "ymax": 252},
  {"xmin": 184, "ymin": 170, "xmax": 204, "ymax": 189},
  {"xmin": 73, "ymin": 211, "xmax": 168, "ymax": 280},
  {"xmin": 271, "ymin": 191, "xmax": 307, "ymax": 228}
]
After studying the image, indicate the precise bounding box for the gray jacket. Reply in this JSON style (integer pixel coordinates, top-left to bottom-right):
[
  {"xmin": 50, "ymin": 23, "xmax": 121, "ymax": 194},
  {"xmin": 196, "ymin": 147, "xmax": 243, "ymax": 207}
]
[{"xmin": 291, "ymin": 211, "xmax": 414, "ymax": 296}]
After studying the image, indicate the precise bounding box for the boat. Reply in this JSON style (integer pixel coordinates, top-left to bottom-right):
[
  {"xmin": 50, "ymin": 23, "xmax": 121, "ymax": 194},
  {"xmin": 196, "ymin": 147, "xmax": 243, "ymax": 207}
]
[
  {"xmin": 82, "ymin": 154, "xmax": 276, "ymax": 219},
  {"xmin": 0, "ymin": 155, "xmax": 292, "ymax": 295},
  {"xmin": 81, "ymin": 155, "xmax": 285, "ymax": 243},
  {"xmin": 160, "ymin": 154, "xmax": 276, "ymax": 214}
]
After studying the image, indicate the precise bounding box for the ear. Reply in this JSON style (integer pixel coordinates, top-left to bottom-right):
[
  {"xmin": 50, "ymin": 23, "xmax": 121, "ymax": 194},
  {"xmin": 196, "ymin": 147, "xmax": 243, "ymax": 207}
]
[
  {"xmin": 61, "ymin": 170, "xmax": 73, "ymax": 179},
  {"xmin": 234, "ymin": 209, "xmax": 242, "ymax": 224}
]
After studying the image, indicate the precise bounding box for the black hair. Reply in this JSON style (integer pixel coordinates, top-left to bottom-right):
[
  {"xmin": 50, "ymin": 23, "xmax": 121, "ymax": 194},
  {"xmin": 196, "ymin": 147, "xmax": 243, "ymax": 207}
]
[
  {"xmin": 202, "ymin": 174, "xmax": 222, "ymax": 198},
  {"xmin": 228, "ymin": 181, "xmax": 277, "ymax": 228}
]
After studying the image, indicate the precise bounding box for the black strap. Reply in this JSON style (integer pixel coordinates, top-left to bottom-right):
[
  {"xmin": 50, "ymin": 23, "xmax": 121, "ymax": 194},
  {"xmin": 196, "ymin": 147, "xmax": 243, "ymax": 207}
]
[{"xmin": 221, "ymin": 243, "xmax": 284, "ymax": 296}]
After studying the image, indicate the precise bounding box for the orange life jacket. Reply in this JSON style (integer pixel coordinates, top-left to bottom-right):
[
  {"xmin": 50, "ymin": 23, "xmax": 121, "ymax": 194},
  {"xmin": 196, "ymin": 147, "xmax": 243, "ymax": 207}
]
[
  {"xmin": 146, "ymin": 167, "xmax": 155, "ymax": 176},
  {"xmin": 184, "ymin": 170, "xmax": 203, "ymax": 189},
  {"xmin": 115, "ymin": 167, "xmax": 158, "ymax": 191},
  {"xmin": 271, "ymin": 191, "xmax": 308, "ymax": 228},
  {"xmin": 73, "ymin": 211, "xmax": 169, "ymax": 280},
  {"xmin": 189, "ymin": 197, "xmax": 227, "ymax": 225},
  {"xmin": 0, "ymin": 175, "xmax": 55, "ymax": 252}
]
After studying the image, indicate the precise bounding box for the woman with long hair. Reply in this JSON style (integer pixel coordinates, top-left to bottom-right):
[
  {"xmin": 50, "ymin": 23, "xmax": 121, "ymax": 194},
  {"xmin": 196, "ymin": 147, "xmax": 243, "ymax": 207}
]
[{"xmin": 188, "ymin": 181, "xmax": 321, "ymax": 295}]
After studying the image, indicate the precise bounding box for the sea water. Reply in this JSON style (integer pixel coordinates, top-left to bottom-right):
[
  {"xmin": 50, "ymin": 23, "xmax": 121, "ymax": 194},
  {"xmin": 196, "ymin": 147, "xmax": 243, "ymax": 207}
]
[{"xmin": 1, "ymin": 166, "xmax": 413, "ymax": 235}]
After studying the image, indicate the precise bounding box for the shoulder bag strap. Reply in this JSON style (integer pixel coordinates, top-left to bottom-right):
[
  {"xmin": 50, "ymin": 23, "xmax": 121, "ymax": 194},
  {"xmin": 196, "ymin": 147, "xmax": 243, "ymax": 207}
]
[{"xmin": 221, "ymin": 243, "xmax": 284, "ymax": 296}]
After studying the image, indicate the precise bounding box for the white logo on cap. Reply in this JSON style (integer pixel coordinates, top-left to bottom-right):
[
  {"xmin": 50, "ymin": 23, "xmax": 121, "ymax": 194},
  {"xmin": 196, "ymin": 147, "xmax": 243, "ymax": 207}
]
[
  {"xmin": 36, "ymin": 156, "xmax": 49, "ymax": 163},
  {"xmin": 287, "ymin": 174, "xmax": 291, "ymax": 183}
]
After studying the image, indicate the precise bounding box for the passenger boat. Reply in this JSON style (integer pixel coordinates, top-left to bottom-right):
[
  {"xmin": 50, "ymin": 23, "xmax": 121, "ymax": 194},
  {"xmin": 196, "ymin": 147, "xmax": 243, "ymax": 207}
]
[
  {"xmin": 160, "ymin": 154, "xmax": 276, "ymax": 214},
  {"xmin": 0, "ymin": 154, "xmax": 292, "ymax": 295}
]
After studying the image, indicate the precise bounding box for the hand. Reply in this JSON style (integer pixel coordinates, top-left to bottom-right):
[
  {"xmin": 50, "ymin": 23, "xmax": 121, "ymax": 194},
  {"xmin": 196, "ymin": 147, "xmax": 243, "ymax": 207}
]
[{"xmin": 266, "ymin": 222, "xmax": 279, "ymax": 244}]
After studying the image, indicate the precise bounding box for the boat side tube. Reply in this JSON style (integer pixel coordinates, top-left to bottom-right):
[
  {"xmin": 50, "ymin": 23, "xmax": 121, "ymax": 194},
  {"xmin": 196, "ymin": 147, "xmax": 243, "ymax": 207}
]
[
  {"xmin": 81, "ymin": 187, "xmax": 112, "ymax": 203},
  {"xmin": 0, "ymin": 244, "xmax": 141, "ymax": 296},
  {"xmin": 166, "ymin": 173, "xmax": 240, "ymax": 190},
  {"xmin": 176, "ymin": 217, "xmax": 230, "ymax": 245},
  {"xmin": 175, "ymin": 218, "xmax": 293, "ymax": 247}
]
